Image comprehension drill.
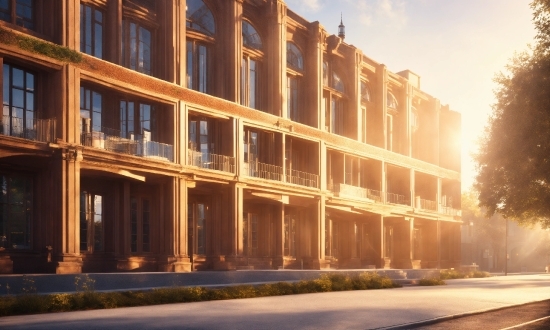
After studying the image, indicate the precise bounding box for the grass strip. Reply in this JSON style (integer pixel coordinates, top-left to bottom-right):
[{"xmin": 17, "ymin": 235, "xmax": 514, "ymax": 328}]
[
  {"xmin": 440, "ymin": 269, "xmax": 491, "ymax": 280},
  {"xmin": 0, "ymin": 272, "xmax": 401, "ymax": 317}
]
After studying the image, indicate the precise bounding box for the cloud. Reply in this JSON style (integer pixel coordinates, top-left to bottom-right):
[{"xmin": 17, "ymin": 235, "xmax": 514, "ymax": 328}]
[
  {"xmin": 303, "ymin": 0, "xmax": 321, "ymax": 12},
  {"xmin": 347, "ymin": 0, "xmax": 408, "ymax": 29}
]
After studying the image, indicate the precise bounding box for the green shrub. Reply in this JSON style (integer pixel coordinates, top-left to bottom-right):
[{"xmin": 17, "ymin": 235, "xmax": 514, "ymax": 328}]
[
  {"xmin": 439, "ymin": 269, "xmax": 492, "ymax": 280},
  {"xmin": 418, "ymin": 278, "xmax": 446, "ymax": 286},
  {"xmin": 0, "ymin": 272, "xmax": 401, "ymax": 317}
]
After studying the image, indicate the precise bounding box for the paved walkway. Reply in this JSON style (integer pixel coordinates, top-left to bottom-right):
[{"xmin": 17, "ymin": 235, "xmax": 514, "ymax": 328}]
[{"xmin": 1, "ymin": 274, "xmax": 549, "ymax": 329}]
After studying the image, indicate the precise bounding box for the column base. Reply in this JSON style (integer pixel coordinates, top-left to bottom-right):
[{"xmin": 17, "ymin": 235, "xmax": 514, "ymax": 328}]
[
  {"xmin": 55, "ymin": 255, "xmax": 83, "ymax": 274},
  {"xmin": 210, "ymin": 256, "xmax": 236, "ymax": 271},
  {"xmin": 0, "ymin": 249, "xmax": 13, "ymax": 274}
]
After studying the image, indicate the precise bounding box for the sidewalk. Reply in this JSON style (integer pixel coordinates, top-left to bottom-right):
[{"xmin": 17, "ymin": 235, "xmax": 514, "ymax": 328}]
[{"xmin": 1, "ymin": 274, "xmax": 549, "ymax": 329}]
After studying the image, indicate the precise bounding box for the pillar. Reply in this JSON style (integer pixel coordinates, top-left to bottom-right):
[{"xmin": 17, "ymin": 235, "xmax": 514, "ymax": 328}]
[
  {"xmin": 266, "ymin": 0, "xmax": 286, "ymax": 117},
  {"xmin": 54, "ymin": 149, "xmax": 82, "ymax": 274}
]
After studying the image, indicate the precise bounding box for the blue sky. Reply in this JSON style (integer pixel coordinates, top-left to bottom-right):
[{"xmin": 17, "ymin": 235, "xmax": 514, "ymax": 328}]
[{"xmin": 285, "ymin": 0, "xmax": 536, "ymax": 191}]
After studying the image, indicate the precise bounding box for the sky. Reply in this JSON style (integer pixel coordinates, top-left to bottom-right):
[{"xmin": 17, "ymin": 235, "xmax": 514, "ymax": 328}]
[{"xmin": 284, "ymin": 0, "xmax": 536, "ymax": 192}]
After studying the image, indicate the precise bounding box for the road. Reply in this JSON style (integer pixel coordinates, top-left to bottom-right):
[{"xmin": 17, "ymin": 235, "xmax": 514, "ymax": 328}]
[{"xmin": 0, "ymin": 274, "xmax": 549, "ymax": 329}]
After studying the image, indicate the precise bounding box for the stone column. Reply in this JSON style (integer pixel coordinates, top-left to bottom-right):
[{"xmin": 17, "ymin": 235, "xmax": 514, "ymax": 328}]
[
  {"xmin": 61, "ymin": 0, "xmax": 78, "ymax": 50},
  {"xmin": 266, "ymin": 0, "xmax": 286, "ymax": 117},
  {"xmin": 54, "ymin": 149, "xmax": 82, "ymax": 274},
  {"xmin": 221, "ymin": 0, "xmax": 243, "ymax": 102},
  {"xmin": 230, "ymin": 183, "xmax": 244, "ymax": 256},
  {"xmin": 307, "ymin": 22, "xmax": 325, "ymax": 129}
]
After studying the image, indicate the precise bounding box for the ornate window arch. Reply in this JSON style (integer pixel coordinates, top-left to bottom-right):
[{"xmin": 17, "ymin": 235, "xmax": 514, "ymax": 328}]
[
  {"xmin": 241, "ymin": 20, "xmax": 263, "ymax": 110},
  {"xmin": 242, "ymin": 21, "xmax": 262, "ymax": 50},
  {"xmin": 332, "ymin": 71, "xmax": 345, "ymax": 94},
  {"xmin": 387, "ymin": 92, "xmax": 398, "ymax": 109},
  {"xmin": 186, "ymin": 0, "xmax": 215, "ymax": 37},
  {"xmin": 286, "ymin": 42, "xmax": 303, "ymax": 71},
  {"xmin": 361, "ymin": 81, "xmax": 371, "ymax": 103},
  {"xmin": 186, "ymin": 0, "xmax": 216, "ymax": 94}
]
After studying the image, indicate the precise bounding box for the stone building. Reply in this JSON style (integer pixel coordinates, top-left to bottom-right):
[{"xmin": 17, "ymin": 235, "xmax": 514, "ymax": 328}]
[{"xmin": 0, "ymin": 0, "xmax": 461, "ymax": 274}]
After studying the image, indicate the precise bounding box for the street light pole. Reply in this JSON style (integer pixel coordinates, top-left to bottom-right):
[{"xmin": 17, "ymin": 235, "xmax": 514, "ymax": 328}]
[{"xmin": 504, "ymin": 218, "xmax": 508, "ymax": 276}]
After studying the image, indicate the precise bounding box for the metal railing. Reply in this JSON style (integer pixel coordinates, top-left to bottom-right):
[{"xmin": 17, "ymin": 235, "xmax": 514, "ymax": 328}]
[
  {"xmin": 440, "ymin": 206, "xmax": 461, "ymax": 216},
  {"xmin": 81, "ymin": 127, "xmax": 173, "ymax": 162},
  {"xmin": 188, "ymin": 149, "xmax": 235, "ymax": 173},
  {"xmin": 329, "ymin": 183, "xmax": 382, "ymax": 202},
  {"xmin": 386, "ymin": 192, "xmax": 409, "ymax": 206},
  {"xmin": 1, "ymin": 115, "xmax": 56, "ymax": 143},
  {"xmin": 417, "ymin": 198, "xmax": 438, "ymax": 211},
  {"xmin": 367, "ymin": 188, "xmax": 382, "ymax": 202},
  {"xmin": 286, "ymin": 168, "xmax": 318, "ymax": 188},
  {"xmin": 244, "ymin": 161, "xmax": 284, "ymax": 182}
]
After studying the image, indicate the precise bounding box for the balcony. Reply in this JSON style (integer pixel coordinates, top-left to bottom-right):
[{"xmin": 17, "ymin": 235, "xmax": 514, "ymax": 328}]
[
  {"xmin": 440, "ymin": 206, "xmax": 461, "ymax": 216},
  {"xmin": 1, "ymin": 116, "xmax": 56, "ymax": 143},
  {"xmin": 188, "ymin": 149, "xmax": 235, "ymax": 173},
  {"xmin": 81, "ymin": 127, "xmax": 173, "ymax": 162},
  {"xmin": 244, "ymin": 161, "xmax": 283, "ymax": 182},
  {"xmin": 286, "ymin": 168, "xmax": 318, "ymax": 188},
  {"xmin": 415, "ymin": 197, "xmax": 438, "ymax": 211},
  {"xmin": 331, "ymin": 183, "xmax": 382, "ymax": 201},
  {"xmin": 386, "ymin": 192, "xmax": 409, "ymax": 206}
]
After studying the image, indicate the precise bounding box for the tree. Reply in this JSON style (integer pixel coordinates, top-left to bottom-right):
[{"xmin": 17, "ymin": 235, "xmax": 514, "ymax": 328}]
[{"xmin": 475, "ymin": 0, "xmax": 550, "ymax": 229}]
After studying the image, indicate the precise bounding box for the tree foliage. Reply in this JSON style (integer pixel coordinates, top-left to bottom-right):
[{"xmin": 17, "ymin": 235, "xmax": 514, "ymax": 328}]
[{"xmin": 475, "ymin": 0, "xmax": 550, "ymax": 228}]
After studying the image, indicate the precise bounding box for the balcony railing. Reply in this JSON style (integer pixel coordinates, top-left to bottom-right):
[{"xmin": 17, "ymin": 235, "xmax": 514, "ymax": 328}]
[
  {"xmin": 440, "ymin": 206, "xmax": 461, "ymax": 216},
  {"xmin": 244, "ymin": 161, "xmax": 284, "ymax": 182},
  {"xmin": 1, "ymin": 116, "xmax": 56, "ymax": 143},
  {"xmin": 188, "ymin": 149, "xmax": 235, "ymax": 173},
  {"xmin": 81, "ymin": 128, "xmax": 173, "ymax": 162},
  {"xmin": 329, "ymin": 183, "xmax": 382, "ymax": 202},
  {"xmin": 386, "ymin": 192, "xmax": 409, "ymax": 206},
  {"xmin": 286, "ymin": 168, "xmax": 318, "ymax": 188},
  {"xmin": 416, "ymin": 197, "xmax": 438, "ymax": 211}
]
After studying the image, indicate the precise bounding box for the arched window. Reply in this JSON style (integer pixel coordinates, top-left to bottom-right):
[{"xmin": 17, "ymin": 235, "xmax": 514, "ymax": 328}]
[
  {"xmin": 242, "ymin": 21, "xmax": 262, "ymax": 50},
  {"xmin": 387, "ymin": 92, "xmax": 398, "ymax": 109},
  {"xmin": 361, "ymin": 81, "xmax": 371, "ymax": 103},
  {"xmin": 286, "ymin": 42, "xmax": 303, "ymax": 71},
  {"xmin": 241, "ymin": 21, "xmax": 263, "ymax": 110},
  {"xmin": 287, "ymin": 42, "xmax": 304, "ymax": 123},
  {"xmin": 186, "ymin": 0, "xmax": 215, "ymax": 36},
  {"xmin": 186, "ymin": 0, "xmax": 215, "ymax": 94},
  {"xmin": 332, "ymin": 71, "xmax": 344, "ymax": 93}
]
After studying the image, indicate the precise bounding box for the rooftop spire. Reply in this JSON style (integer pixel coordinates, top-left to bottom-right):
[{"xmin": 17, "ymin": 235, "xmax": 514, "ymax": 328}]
[{"xmin": 338, "ymin": 13, "xmax": 345, "ymax": 40}]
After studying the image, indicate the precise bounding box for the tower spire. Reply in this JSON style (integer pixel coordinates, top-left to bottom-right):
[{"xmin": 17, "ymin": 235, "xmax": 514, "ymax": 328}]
[{"xmin": 338, "ymin": 13, "xmax": 345, "ymax": 40}]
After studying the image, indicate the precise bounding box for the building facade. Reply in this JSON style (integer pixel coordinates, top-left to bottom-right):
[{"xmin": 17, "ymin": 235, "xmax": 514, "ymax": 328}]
[{"xmin": 0, "ymin": 0, "xmax": 461, "ymax": 274}]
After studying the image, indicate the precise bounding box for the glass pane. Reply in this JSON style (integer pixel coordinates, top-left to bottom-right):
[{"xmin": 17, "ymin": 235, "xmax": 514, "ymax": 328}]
[
  {"xmin": 12, "ymin": 68, "xmax": 24, "ymax": 88},
  {"xmin": 186, "ymin": 0, "xmax": 215, "ymax": 36},
  {"xmin": 198, "ymin": 45, "xmax": 207, "ymax": 93},
  {"xmin": 286, "ymin": 42, "xmax": 303, "ymax": 70},
  {"xmin": 94, "ymin": 19, "xmax": 103, "ymax": 58},
  {"xmin": 242, "ymin": 21, "xmax": 262, "ymax": 50},
  {"xmin": 129, "ymin": 23, "xmax": 137, "ymax": 70},
  {"xmin": 249, "ymin": 60, "xmax": 256, "ymax": 109},
  {"xmin": 25, "ymin": 72, "xmax": 34, "ymax": 91},
  {"xmin": 94, "ymin": 195, "xmax": 103, "ymax": 251},
  {"xmin": 12, "ymin": 89, "xmax": 24, "ymax": 109},
  {"xmin": 25, "ymin": 92, "xmax": 33, "ymax": 111},
  {"xmin": 139, "ymin": 26, "xmax": 151, "ymax": 75},
  {"xmin": 186, "ymin": 41, "xmax": 193, "ymax": 90},
  {"xmin": 0, "ymin": 0, "xmax": 10, "ymax": 23},
  {"xmin": 3, "ymin": 64, "xmax": 9, "ymax": 106}
]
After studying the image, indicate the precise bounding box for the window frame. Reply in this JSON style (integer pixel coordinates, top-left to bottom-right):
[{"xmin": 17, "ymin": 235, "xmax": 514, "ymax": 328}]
[
  {"xmin": 130, "ymin": 195, "xmax": 152, "ymax": 254},
  {"xmin": 79, "ymin": 191, "xmax": 104, "ymax": 253},
  {"xmin": 241, "ymin": 20, "xmax": 264, "ymax": 110},
  {"xmin": 80, "ymin": 3, "xmax": 104, "ymax": 59},
  {"xmin": 0, "ymin": 0, "xmax": 34, "ymax": 30},
  {"xmin": 121, "ymin": 18, "xmax": 154, "ymax": 75}
]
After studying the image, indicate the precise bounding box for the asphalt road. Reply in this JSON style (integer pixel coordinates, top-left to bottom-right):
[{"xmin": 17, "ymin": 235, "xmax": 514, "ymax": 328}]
[
  {"xmin": 0, "ymin": 274, "xmax": 549, "ymax": 330},
  {"xmin": 411, "ymin": 299, "xmax": 550, "ymax": 330}
]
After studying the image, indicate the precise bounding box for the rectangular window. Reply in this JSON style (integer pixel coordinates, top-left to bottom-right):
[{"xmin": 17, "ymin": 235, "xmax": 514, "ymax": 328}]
[
  {"xmin": 80, "ymin": 192, "xmax": 103, "ymax": 252},
  {"xmin": 186, "ymin": 41, "xmax": 209, "ymax": 93},
  {"xmin": 120, "ymin": 100, "xmax": 154, "ymax": 139},
  {"xmin": 130, "ymin": 196, "xmax": 151, "ymax": 253},
  {"xmin": 80, "ymin": 87, "xmax": 102, "ymax": 133},
  {"xmin": 2, "ymin": 63, "xmax": 35, "ymax": 139},
  {"xmin": 241, "ymin": 57, "xmax": 260, "ymax": 110},
  {"xmin": 0, "ymin": 0, "xmax": 33, "ymax": 29},
  {"xmin": 188, "ymin": 202, "xmax": 207, "ymax": 256},
  {"xmin": 287, "ymin": 76, "xmax": 300, "ymax": 122},
  {"xmin": 283, "ymin": 214, "xmax": 296, "ymax": 257},
  {"xmin": 122, "ymin": 19, "xmax": 152, "ymax": 75},
  {"xmin": 362, "ymin": 106, "xmax": 367, "ymax": 143},
  {"xmin": 0, "ymin": 174, "xmax": 32, "ymax": 250},
  {"xmin": 242, "ymin": 213, "xmax": 258, "ymax": 256},
  {"xmin": 386, "ymin": 114, "xmax": 393, "ymax": 151},
  {"xmin": 80, "ymin": 4, "xmax": 103, "ymax": 59}
]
